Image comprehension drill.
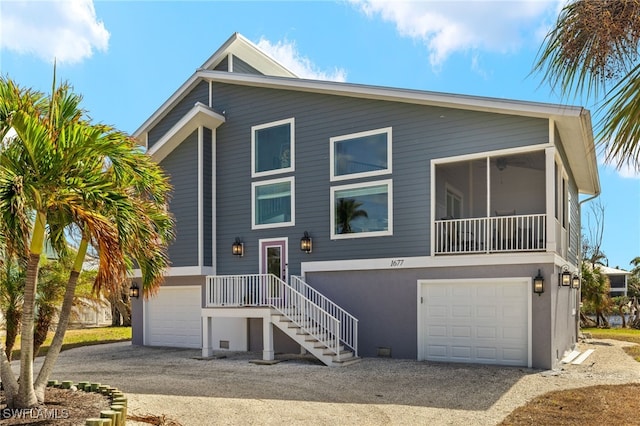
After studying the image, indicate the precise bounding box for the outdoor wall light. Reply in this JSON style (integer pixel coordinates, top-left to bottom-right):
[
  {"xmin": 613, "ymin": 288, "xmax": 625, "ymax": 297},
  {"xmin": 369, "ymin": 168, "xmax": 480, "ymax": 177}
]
[
  {"xmin": 571, "ymin": 275, "xmax": 581, "ymax": 289},
  {"xmin": 533, "ymin": 270, "xmax": 544, "ymax": 295},
  {"xmin": 559, "ymin": 266, "xmax": 571, "ymax": 287},
  {"xmin": 232, "ymin": 238, "xmax": 244, "ymax": 257},
  {"xmin": 129, "ymin": 283, "xmax": 140, "ymax": 299},
  {"xmin": 300, "ymin": 231, "xmax": 312, "ymax": 253}
]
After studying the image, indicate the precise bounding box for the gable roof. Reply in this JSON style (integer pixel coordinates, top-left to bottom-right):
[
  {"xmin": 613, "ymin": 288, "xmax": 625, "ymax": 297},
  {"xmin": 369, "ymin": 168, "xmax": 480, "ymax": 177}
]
[{"xmin": 134, "ymin": 33, "xmax": 600, "ymax": 196}]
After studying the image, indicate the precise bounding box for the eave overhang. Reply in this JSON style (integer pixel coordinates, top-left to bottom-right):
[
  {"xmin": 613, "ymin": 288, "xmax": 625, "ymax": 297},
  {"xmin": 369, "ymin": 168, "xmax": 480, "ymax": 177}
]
[{"xmin": 147, "ymin": 102, "xmax": 225, "ymax": 163}]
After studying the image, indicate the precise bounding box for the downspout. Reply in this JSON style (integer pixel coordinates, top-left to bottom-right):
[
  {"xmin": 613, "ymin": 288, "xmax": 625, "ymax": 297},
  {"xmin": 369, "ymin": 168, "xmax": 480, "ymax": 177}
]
[{"xmin": 576, "ymin": 192, "xmax": 601, "ymax": 340}]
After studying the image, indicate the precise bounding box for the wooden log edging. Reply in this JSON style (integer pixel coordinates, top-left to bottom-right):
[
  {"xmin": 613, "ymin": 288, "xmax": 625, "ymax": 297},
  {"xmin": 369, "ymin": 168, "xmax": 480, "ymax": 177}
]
[{"xmin": 46, "ymin": 379, "xmax": 128, "ymax": 426}]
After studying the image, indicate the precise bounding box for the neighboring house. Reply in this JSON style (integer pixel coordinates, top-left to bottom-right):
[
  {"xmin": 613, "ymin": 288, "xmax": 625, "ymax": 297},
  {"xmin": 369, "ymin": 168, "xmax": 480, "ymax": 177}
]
[
  {"xmin": 601, "ymin": 266, "xmax": 631, "ymax": 297},
  {"xmin": 130, "ymin": 33, "xmax": 600, "ymax": 370}
]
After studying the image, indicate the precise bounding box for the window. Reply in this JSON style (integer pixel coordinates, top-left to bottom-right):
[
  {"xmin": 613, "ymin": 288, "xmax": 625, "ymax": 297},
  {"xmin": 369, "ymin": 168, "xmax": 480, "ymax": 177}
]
[
  {"xmin": 252, "ymin": 177, "xmax": 295, "ymax": 229},
  {"xmin": 331, "ymin": 180, "xmax": 392, "ymax": 239},
  {"xmin": 252, "ymin": 118, "xmax": 294, "ymax": 177},
  {"xmin": 330, "ymin": 127, "xmax": 392, "ymax": 181}
]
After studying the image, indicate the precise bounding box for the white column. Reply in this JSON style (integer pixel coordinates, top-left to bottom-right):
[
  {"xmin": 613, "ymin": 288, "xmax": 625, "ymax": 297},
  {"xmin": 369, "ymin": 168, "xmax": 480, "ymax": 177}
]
[
  {"xmin": 202, "ymin": 315, "xmax": 213, "ymax": 358},
  {"xmin": 262, "ymin": 315, "xmax": 274, "ymax": 361}
]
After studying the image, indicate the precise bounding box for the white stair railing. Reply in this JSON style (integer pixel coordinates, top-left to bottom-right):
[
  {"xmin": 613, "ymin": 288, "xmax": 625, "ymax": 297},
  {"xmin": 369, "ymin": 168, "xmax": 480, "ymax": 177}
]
[
  {"xmin": 290, "ymin": 276, "xmax": 358, "ymax": 357},
  {"xmin": 206, "ymin": 274, "xmax": 349, "ymax": 361}
]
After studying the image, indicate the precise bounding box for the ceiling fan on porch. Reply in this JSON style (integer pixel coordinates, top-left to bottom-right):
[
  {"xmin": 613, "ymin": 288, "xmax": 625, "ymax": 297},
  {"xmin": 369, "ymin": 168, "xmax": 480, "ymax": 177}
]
[{"xmin": 495, "ymin": 154, "xmax": 544, "ymax": 171}]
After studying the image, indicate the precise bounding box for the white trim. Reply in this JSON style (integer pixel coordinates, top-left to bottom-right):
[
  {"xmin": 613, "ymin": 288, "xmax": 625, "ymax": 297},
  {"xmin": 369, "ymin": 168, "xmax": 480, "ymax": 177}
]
[
  {"xmin": 198, "ymin": 126, "xmax": 203, "ymax": 267},
  {"xmin": 130, "ymin": 266, "xmax": 215, "ymax": 278},
  {"xmin": 416, "ymin": 277, "xmax": 532, "ymax": 368},
  {"xmin": 228, "ymin": 53, "xmax": 234, "ymax": 72},
  {"xmin": 211, "ymin": 128, "xmax": 217, "ymax": 273},
  {"xmin": 431, "ymin": 143, "xmax": 550, "ymax": 166},
  {"xmin": 444, "ymin": 183, "xmax": 463, "ymax": 219},
  {"xmin": 251, "ymin": 176, "xmax": 295, "ymax": 230},
  {"xmin": 301, "ymin": 252, "xmax": 560, "ymax": 276},
  {"xmin": 251, "ymin": 117, "xmax": 295, "ymax": 178},
  {"xmin": 330, "ymin": 127, "xmax": 392, "ymax": 181},
  {"xmin": 330, "ymin": 179, "xmax": 393, "ymax": 240},
  {"xmin": 258, "ymin": 237, "xmax": 289, "ymax": 281},
  {"xmin": 147, "ymin": 103, "xmax": 225, "ymax": 163},
  {"xmin": 209, "ymin": 81, "xmax": 213, "ymax": 108}
]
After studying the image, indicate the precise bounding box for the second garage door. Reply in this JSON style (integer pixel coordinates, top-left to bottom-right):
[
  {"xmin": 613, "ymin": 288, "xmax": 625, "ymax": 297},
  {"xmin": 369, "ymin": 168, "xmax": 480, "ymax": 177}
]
[
  {"xmin": 418, "ymin": 278, "xmax": 530, "ymax": 367},
  {"xmin": 145, "ymin": 286, "xmax": 202, "ymax": 348}
]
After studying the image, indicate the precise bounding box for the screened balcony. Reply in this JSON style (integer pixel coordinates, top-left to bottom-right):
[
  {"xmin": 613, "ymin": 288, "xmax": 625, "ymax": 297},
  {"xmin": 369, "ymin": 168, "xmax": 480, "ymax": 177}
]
[{"xmin": 433, "ymin": 151, "xmax": 549, "ymax": 255}]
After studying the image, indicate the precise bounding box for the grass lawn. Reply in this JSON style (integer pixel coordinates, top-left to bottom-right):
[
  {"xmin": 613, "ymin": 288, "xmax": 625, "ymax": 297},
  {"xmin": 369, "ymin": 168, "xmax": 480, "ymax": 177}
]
[
  {"xmin": 9, "ymin": 326, "xmax": 131, "ymax": 359},
  {"xmin": 500, "ymin": 327, "xmax": 640, "ymax": 425}
]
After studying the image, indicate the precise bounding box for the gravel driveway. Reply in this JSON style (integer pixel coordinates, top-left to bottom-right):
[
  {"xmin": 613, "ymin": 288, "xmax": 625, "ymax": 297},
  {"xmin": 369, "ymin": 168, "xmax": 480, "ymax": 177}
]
[{"xmin": 42, "ymin": 339, "xmax": 640, "ymax": 426}]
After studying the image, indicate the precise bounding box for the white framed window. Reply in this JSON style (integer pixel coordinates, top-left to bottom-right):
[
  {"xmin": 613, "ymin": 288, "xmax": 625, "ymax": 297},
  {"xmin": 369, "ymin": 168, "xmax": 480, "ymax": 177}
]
[
  {"xmin": 330, "ymin": 127, "xmax": 392, "ymax": 181},
  {"xmin": 252, "ymin": 177, "xmax": 295, "ymax": 229},
  {"xmin": 251, "ymin": 118, "xmax": 295, "ymax": 178},
  {"xmin": 330, "ymin": 179, "xmax": 393, "ymax": 239}
]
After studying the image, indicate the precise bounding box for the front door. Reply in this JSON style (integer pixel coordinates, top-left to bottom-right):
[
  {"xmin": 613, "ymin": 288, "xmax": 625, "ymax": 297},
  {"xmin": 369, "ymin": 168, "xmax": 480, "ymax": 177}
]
[{"xmin": 259, "ymin": 238, "xmax": 288, "ymax": 282}]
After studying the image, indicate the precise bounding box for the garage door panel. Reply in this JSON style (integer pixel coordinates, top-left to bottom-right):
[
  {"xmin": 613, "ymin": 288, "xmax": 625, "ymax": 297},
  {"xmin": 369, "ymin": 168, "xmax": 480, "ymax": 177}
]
[
  {"xmin": 420, "ymin": 279, "xmax": 529, "ymax": 367},
  {"xmin": 146, "ymin": 286, "xmax": 201, "ymax": 349}
]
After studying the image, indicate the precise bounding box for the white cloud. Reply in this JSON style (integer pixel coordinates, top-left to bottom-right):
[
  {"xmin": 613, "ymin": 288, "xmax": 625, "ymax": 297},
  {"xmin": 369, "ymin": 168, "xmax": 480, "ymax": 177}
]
[
  {"xmin": 0, "ymin": 0, "xmax": 109, "ymax": 64},
  {"xmin": 256, "ymin": 37, "xmax": 347, "ymax": 82},
  {"xmin": 598, "ymin": 153, "xmax": 640, "ymax": 179},
  {"xmin": 350, "ymin": 0, "xmax": 561, "ymax": 69}
]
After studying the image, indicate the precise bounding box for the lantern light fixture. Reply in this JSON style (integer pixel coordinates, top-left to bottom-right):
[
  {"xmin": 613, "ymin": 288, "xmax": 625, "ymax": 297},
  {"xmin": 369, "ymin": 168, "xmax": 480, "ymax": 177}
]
[
  {"xmin": 571, "ymin": 275, "xmax": 581, "ymax": 289},
  {"xmin": 129, "ymin": 283, "xmax": 140, "ymax": 299},
  {"xmin": 559, "ymin": 265, "xmax": 571, "ymax": 287},
  {"xmin": 533, "ymin": 270, "xmax": 544, "ymax": 295},
  {"xmin": 232, "ymin": 238, "xmax": 244, "ymax": 257},
  {"xmin": 300, "ymin": 231, "xmax": 312, "ymax": 253}
]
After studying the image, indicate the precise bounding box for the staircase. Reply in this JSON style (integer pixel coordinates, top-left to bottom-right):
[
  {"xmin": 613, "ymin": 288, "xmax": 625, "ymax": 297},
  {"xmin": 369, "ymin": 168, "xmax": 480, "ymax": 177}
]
[{"xmin": 206, "ymin": 274, "xmax": 359, "ymax": 367}]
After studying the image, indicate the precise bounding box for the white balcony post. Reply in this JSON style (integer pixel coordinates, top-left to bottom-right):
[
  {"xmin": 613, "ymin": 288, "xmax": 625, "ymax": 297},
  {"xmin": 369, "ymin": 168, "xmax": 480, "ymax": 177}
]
[
  {"xmin": 263, "ymin": 315, "xmax": 274, "ymax": 361},
  {"xmin": 202, "ymin": 315, "xmax": 213, "ymax": 358}
]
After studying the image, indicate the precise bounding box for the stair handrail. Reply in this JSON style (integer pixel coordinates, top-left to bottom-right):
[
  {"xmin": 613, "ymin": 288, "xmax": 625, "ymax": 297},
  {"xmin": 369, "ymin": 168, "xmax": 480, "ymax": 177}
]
[
  {"xmin": 290, "ymin": 276, "xmax": 358, "ymax": 357},
  {"xmin": 206, "ymin": 274, "xmax": 347, "ymax": 360}
]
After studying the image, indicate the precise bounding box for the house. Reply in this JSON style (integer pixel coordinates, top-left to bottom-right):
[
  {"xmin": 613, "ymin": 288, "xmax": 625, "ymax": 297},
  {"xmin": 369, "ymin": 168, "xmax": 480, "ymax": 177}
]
[
  {"xmin": 130, "ymin": 33, "xmax": 600, "ymax": 369},
  {"xmin": 601, "ymin": 266, "xmax": 631, "ymax": 297}
]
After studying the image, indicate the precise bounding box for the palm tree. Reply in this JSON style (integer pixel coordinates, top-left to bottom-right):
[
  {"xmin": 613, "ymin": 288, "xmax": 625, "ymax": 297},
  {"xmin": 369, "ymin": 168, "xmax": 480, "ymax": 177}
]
[
  {"xmin": 336, "ymin": 198, "xmax": 368, "ymax": 234},
  {"xmin": 581, "ymin": 262, "xmax": 611, "ymax": 327},
  {"xmin": 0, "ymin": 74, "xmax": 173, "ymax": 408},
  {"xmin": 534, "ymin": 0, "xmax": 640, "ymax": 170}
]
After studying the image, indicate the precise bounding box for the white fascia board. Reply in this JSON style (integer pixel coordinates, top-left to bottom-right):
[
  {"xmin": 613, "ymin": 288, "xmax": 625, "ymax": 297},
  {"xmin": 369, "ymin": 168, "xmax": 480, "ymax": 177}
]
[
  {"xmin": 130, "ymin": 266, "xmax": 215, "ymax": 278},
  {"xmin": 301, "ymin": 252, "xmax": 558, "ymax": 276},
  {"xmin": 148, "ymin": 103, "xmax": 225, "ymax": 163},
  {"xmin": 200, "ymin": 32, "xmax": 298, "ymax": 77},
  {"xmin": 133, "ymin": 73, "xmax": 200, "ymax": 140}
]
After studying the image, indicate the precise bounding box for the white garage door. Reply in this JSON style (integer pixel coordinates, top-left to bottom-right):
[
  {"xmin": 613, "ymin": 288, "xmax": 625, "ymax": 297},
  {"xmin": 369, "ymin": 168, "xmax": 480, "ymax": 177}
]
[
  {"xmin": 418, "ymin": 278, "xmax": 530, "ymax": 367},
  {"xmin": 145, "ymin": 286, "xmax": 202, "ymax": 348}
]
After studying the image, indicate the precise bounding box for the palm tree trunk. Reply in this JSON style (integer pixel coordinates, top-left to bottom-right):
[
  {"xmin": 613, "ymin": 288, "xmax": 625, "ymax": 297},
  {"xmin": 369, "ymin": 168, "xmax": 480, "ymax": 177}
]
[
  {"xmin": 34, "ymin": 236, "xmax": 88, "ymax": 401},
  {"xmin": 15, "ymin": 212, "xmax": 46, "ymax": 408},
  {"xmin": 0, "ymin": 342, "xmax": 19, "ymax": 408}
]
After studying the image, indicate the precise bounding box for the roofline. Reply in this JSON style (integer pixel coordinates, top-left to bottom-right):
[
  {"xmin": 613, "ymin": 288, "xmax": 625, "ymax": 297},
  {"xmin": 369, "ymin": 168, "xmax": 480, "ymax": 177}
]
[{"xmin": 194, "ymin": 70, "xmax": 586, "ymax": 119}]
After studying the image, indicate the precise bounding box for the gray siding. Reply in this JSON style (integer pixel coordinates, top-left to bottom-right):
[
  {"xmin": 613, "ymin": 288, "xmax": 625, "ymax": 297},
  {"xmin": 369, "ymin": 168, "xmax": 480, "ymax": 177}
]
[
  {"xmin": 148, "ymin": 81, "xmax": 209, "ymax": 148},
  {"xmin": 212, "ymin": 82, "xmax": 548, "ymax": 276},
  {"xmin": 232, "ymin": 56, "xmax": 263, "ymax": 75},
  {"xmin": 306, "ymin": 262, "xmax": 567, "ymax": 369},
  {"xmin": 161, "ymin": 131, "xmax": 199, "ymax": 267},
  {"xmin": 203, "ymin": 128, "xmax": 213, "ymax": 267},
  {"xmin": 214, "ymin": 56, "xmax": 229, "ymax": 71}
]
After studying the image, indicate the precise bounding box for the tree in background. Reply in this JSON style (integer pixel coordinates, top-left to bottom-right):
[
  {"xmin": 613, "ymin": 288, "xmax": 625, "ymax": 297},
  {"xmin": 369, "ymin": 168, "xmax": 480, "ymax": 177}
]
[
  {"xmin": 581, "ymin": 262, "xmax": 611, "ymax": 327},
  {"xmin": 0, "ymin": 74, "xmax": 173, "ymax": 408},
  {"xmin": 534, "ymin": 0, "xmax": 640, "ymax": 170},
  {"xmin": 0, "ymin": 257, "xmax": 24, "ymax": 361}
]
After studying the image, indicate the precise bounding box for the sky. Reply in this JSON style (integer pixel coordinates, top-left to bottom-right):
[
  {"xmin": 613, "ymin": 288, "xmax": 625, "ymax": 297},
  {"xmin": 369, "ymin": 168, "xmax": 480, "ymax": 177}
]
[{"xmin": 0, "ymin": 0, "xmax": 638, "ymax": 270}]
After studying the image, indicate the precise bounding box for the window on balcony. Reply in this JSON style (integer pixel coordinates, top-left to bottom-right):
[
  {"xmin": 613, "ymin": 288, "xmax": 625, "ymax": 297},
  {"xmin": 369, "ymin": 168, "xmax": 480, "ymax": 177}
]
[
  {"xmin": 330, "ymin": 127, "xmax": 392, "ymax": 181},
  {"xmin": 331, "ymin": 180, "xmax": 392, "ymax": 239},
  {"xmin": 252, "ymin": 177, "xmax": 294, "ymax": 229},
  {"xmin": 252, "ymin": 118, "xmax": 294, "ymax": 178}
]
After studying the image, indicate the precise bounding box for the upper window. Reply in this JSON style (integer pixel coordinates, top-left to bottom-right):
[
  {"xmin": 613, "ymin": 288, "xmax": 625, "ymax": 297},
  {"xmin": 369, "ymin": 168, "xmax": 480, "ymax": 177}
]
[
  {"xmin": 330, "ymin": 180, "xmax": 393, "ymax": 239},
  {"xmin": 252, "ymin": 118, "xmax": 295, "ymax": 178},
  {"xmin": 252, "ymin": 177, "xmax": 295, "ymax": 229},
  {"xmin": 330, "ymin": 127, "xmax": 392, "ymax": 181}
]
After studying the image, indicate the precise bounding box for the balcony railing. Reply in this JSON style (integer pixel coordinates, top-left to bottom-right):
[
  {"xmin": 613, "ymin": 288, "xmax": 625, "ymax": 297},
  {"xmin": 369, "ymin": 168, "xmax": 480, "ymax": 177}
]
[{"xmin": 434, "ymin": 214, "xmax": 546, "ymax": 255}]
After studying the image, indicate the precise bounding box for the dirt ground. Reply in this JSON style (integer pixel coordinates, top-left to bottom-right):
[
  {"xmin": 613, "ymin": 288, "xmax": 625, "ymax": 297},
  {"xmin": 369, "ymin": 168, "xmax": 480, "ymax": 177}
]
[{"xmin": 5, "ymin": 338, "xmax": 640, "ymax": 426}]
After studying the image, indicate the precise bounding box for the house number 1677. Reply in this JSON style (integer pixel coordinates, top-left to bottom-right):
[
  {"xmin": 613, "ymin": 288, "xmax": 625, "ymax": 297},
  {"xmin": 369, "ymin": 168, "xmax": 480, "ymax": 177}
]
[{"xmin": 390, "ymin": 259, "xmax": 404, "ymax": 267}]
